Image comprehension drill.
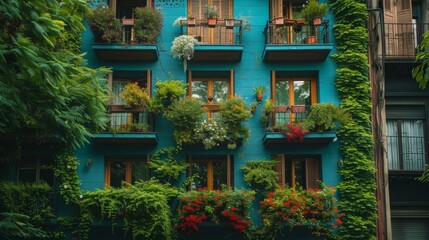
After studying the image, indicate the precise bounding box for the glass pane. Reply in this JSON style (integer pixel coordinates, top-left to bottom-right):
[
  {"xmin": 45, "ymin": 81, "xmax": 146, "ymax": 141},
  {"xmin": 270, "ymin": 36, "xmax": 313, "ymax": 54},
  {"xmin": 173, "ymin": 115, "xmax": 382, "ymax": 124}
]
[
  {"xmin": 190, "ymin": 162, "xmax": 208, "ymax": 190},
  {"xmin": 213, "ymin": 161, "xmax": 227, "ymax": 190},
  {"xmin": 192, "ymin": 81, "xmax": 208, "ymax": 104},
  {"xmin": 112, "ymin": 81, "xmax": 127, "ymax": 105},
  {"xmin": 110, "ymin": 160, "xmax": 126, "ymax": 188},
  {"xmin": 401, "ymin": 120, "xmax": 425, "ymax": 170},
  {"xmin": 387, "ymin": 120, "xmax": 400, "ymax": 170},
  {"xmin": 40, "ymin": 168, "xmax": 54, "ymax": 186},
  {"xmin": 293, "ymin": 80, "xmax": 311, "ymax": 105},
  {"xmin": 276, "ymin": 80, "xmax": 289, "ymax": 106},
  {"xmin": 294, "ymin": 159, "xmax": 306, "ymax": 188},
  {"xmin": 285, "ymin": 160, "xmax": 292, "ymax": 187},
  {"xmin": 213, "ymin": 81, "xmax": 228, "ymax": 104},
  {"xmin": 132, "ymin": 161, "xmax": 148, "ymax": 183}
]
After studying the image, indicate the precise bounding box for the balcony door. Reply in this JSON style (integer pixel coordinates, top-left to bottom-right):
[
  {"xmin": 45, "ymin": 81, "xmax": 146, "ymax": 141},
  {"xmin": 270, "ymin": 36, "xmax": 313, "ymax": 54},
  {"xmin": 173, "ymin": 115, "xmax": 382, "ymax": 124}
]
[
  {"xmin": 384, "ymin": 0, "xmax": 414, "ymax": 58},
  {"xmin": 188, "ymin": 0, "xmax": 233, "ymax": 44}
]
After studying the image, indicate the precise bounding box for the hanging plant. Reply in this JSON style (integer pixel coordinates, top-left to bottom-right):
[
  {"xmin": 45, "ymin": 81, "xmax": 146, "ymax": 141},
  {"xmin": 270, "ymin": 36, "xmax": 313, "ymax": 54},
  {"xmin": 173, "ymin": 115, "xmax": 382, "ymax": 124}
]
[{"xmin": 171, "ymin": 35, "xmax": 198, "ymax": 71}]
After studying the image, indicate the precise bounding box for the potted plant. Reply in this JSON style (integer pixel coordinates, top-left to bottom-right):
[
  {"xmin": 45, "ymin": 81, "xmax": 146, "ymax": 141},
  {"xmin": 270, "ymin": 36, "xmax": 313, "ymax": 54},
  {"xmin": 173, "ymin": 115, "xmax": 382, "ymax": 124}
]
[
  {"xmin": 129, "ymin": 122, "xmax": 149, "ymax": 132},
  {"xmin": 224, "ymin": 17, "xmax": 235, "ymax": 29},
  {"xmin": 254, "ymin": 85, "xmax": 266, "ymax": 102},
  {"xmin": 304, "ymin": 103, "xmax": 349, "ymax": 132},
  {"xmin": 119, "ymin": 82, "xmax": 149, "ymax": 108},
  {"xmin": 151, "ymin": 79, "xmax": 187, "ymax": 111},
  {"xmin": 86, "ymin": 5, "xmax": 122, "ymax": 44},
  {"xmin": 241, "ymin": 160, "xmax": 279, "ymax": 193},
  {"xmin": 261, "ymin": 99, "xmax": 276, "ymax": 127},
  {"xmin": 187, "ymin": 15, "xmax": 196, "ymax": 26},
  {"xmin": 171, "ymin": 35, "xmax": 199, "ymax": 71},
  {"xmin": 250, "ymin": 101, "xmax": 258, "ymax": 114},
  {"xmin": 205, "ymin": 4, "xmax": 218, "ymax": 27},
  {"xmin": 133, "ymin": 7, "xmax": 163, "ymax": 44},
  {"xmin": 302, "ymin": 0, "xmax": 328, "ymax": 26},
  {"xmin": 302, "ymin": 0, "xmax": 328, "ymax": 43},
  {"xmin": 218, "ymin": 97, "xmax": 252, "ymax": 144}
]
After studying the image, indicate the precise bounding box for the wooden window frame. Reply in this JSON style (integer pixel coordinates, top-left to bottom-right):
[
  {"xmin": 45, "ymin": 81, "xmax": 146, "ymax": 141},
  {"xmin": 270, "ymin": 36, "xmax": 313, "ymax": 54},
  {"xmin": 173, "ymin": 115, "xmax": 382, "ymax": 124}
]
[
  {"xmin": 187, "ymin": 70, "xmax": 234, "ymax": 118},
  {"xmin": 109, "ymin": 0, "xmax": 153, "ymax": 17},
  {"xmin": 18, "ymin": 156, "xmax": 54, "ymax": 185},
  {"xmin": 270, "ymin": 71, "xmax": 317, "ymax": 124},
  {"xmin": 188, "ymin": 155, "xmax": 233, "ymax": 190},
  {"xmin": 104, "ymin": 156, "xmax": 149, "ymax": 187},
  {"xmin": 273, "ymin": 155, "xmax": 321, "ymax": 190},
  {"xmin": 107, "ymin": 70, "xmax": 152, "ymax": 107}
]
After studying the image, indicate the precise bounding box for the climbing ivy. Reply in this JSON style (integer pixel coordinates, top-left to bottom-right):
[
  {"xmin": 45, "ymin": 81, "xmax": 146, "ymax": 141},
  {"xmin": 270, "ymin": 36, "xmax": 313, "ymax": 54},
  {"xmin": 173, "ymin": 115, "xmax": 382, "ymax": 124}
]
[
  {"xmin": 330, "ymin": 0, "xmax": 377, "ymax": 239},
  {"xmin": 53, "ymin": 152, "xmax": 82, "ymax": 205}
]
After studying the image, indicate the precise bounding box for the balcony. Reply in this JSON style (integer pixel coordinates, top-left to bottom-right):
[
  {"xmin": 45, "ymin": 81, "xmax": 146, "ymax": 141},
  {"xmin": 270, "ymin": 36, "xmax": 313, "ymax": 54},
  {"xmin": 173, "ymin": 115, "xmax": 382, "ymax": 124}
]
[
  {"xmin": 93, "ymin": 106, "xmax": 158, "ymax": 145},
  {"xmin": 92, "ymin": 19, "xmax": 159, "ymax": 61},
  {"xmin": 262, "ymin": 105, "xmax": 336, "ymax": 147},
  {"xmin": 262, "ymin": 19, "xmax": 333, "ymax": 62},
  {"xmin": 384, "ymin": 23, "xmax": 429, "ymax": 62},
  {"xmin": 179, "ymin": 19, "xmax": 244, "ymax": 62},
  {"xmin": 387, "ymin": 135, "xmax": 427, "ymax": 174}
]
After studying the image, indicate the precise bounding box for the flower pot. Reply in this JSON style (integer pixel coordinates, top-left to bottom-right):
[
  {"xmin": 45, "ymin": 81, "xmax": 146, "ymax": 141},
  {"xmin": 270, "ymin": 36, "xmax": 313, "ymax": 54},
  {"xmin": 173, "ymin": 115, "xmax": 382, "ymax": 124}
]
[
  {"xmin": 312, "ymin": 17, "xmax": 322, "ymax": 25},
  {"xmin": 225, "ymin": 19, "xmax": 235, "ymax": 29},
  {"xmin": 256, "ymin": 93, "xmax": 263, "ymax": 102},
  {"xmin": 207, "ymin": 18, "xmax": 217, "ymax": 27},
  {"xmin": 121, "ymin": 18, "xmax": 135, "ymax": 26},
  {"xmin": 306, "ymin": 36, "xmax": 317, "ymax": 44},
  {"xmin": 274, "ymin": 17, "xmax": 284, "ymax": 25},
  {"xmin": 290, "ymin": 105, "xmax": 306, "ymax": 113},
  {"xmin": 187, "ymin": 17, "xmax": 196, "ymax": 26}
]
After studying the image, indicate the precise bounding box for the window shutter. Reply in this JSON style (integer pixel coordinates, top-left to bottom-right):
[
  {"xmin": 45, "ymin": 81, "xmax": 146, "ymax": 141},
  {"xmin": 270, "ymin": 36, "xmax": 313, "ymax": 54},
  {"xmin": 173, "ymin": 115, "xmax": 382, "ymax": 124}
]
[
  {"xmin": 146, "ymin": 70, "xmax": 152, "ymax": 97},
  {"xmin": 306, "ymin": 158, "xmax": 321, "ymax": 190},
  {"xmin": 270, "ymin": 0, "xmax": 283, "ymax": 19},
  {"xmin": 227, "ymin": 155, "xmax": 233, "ymax": 189},
  {"xmin": 273, "ymin": 154, "xmax": 285, "ymax": 186},
  {"xmin": 229, "ymin": 69, "xmax": 234, "ymax": 97}
]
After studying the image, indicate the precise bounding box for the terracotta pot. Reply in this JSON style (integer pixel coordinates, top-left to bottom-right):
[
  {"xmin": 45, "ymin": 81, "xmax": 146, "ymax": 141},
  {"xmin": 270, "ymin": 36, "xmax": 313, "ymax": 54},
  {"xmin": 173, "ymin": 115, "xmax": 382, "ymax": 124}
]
[
  {"xmin": 313, "ymin": 17, "xmax": 322, "ymax": 25},
  {"xmin": 187, "ymin": 18, "xmax": 196, "ymax": 26},
  {"xmin": 225, "ymin": 19, "xmax": 235, "ymax": 29},
  {"xmin": 306, "ymin": 36, "xmax": 317, "ymax": 44},
  {"xmin": 207, "ymin": 18, "xmax": 217, "ymax": 27},
  {"xmin": 274, "ymin": 17, "xmax": 284, "ymax": 25},
  {"xmin": 256, "ymin": 93, "xmax": 263, "ymax": 102}
]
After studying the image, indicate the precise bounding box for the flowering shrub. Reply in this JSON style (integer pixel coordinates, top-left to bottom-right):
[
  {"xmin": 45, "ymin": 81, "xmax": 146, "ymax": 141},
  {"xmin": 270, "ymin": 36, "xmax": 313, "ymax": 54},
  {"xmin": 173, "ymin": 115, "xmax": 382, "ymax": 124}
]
[
  {"xmin": 119, "ymin": 82, "xmax": 149, "ymax": 108},
  {"xmin": 194, "ymin": 119, "xmax": 228, "ymax": 149},
  {"xmin": 205, "ymin": 4, "xmax": 218, "ymax": 18},
  {"xmin": 260, "ymin": 184, "xmax": 343, "ymax": 239},
  {"xmin": 171, "ymin": 35, "xmax": 198, "ymax": 71},
  {"xmin": 278, "ymin": 122, "xmax": 310, "ymax": 142},
  {"xmin": 177, "ymin": 189, "xmax": 255, "ymax": 237}
]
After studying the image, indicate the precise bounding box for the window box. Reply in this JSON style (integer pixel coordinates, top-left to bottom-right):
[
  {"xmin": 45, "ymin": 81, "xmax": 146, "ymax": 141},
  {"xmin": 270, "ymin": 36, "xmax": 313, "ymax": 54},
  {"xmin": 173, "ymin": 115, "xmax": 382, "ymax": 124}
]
[
  {"xmin": 225, "ymin": 18, "xmax": 235, "ymax": 29},
  {"xmin": 207, "ymin": 17, "xmax": 218, "ymax": 27},
  {"xmin": 274, "ymin": 17, "xmax": 284, "ymax": 25}
]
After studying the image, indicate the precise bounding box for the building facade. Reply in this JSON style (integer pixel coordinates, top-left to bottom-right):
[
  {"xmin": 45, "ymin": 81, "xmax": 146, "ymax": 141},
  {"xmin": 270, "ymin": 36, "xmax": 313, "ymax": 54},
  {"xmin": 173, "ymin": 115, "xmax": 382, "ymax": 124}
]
[{"xmin": 368, "ymin": 0, "xmax": 429, "ymax": 239}]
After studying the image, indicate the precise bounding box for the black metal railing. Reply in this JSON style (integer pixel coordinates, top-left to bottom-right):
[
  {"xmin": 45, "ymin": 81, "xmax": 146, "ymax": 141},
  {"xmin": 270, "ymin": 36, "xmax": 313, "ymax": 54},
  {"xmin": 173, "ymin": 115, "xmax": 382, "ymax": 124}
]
[
  {"xmin": 106, "ymin": 109, "xmax": 154, "ymax": 133},
  {"xmin": 384, "ymin": 23, "xmax": 429, "ymax": 60},
  {"xmin": 263, "ymin": 20, "xmax": 330, "ymax": 45},
  {"xmin": 180, "ymin": 19, "xmax": 243, "ymax": 45},
  {"xmin": 265, "ymin": 105, "xmax": 311, "ymax": 131},
  {"xmin": 386, "ymin": 135, "xmax": 427, "ymax": 171}
]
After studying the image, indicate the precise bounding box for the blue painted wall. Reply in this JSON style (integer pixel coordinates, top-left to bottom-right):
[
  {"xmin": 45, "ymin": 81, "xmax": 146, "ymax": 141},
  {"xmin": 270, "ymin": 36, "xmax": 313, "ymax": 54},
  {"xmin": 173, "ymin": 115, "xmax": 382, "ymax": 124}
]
[{"xmin": 76, "ymin": 0, "xmax": 340, "ymax": 238}]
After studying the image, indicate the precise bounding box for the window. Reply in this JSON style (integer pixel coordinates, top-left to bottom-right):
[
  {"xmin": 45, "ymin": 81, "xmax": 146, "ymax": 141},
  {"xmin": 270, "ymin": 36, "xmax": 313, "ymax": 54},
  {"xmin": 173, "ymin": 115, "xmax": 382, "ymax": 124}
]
[
  {"xmin": 187, "ymin": 70, "xmax": 234, "ymax": 118},
  {"xmin": 188, "ymin": 0, "xmax": 233, "ymax": 44},
  {"xmin": 105, "ymin": 157, "xmax": 149, "ymax": 188},
  {"xmin": 109, "ymin": 0, "xmax": 151, "ymax": 18},
  {"xmin": 18, "ymin": 157, "xmax": 54, "ymax": 186},
  {"xmin": 107, "ymin": 71, "xmax": 151, "ymax": 132},
  {"xmin": 274, "ymin": 155, "xmax": 321, "ymax": 189},
  {"xmin": 188, "ymin": 155, "xmax": 233, "ymax": 190},
  {"xmin": 271, "ymin": 71, "xmax": 317, "ymax": 126},
  {"xmin": 385, "ymin": 0, "xmax": 391, "ymax": 11},
  {"xmin": 386, "ymin": 104, "xmax": 427, "ymax": 171},
  {"xmin": 270, "ymin": 0, "xmax": 306, "ymax": 20},
  {"xmin": 400, "ymin": 0, "xmax": 410, "ymax": 11}
]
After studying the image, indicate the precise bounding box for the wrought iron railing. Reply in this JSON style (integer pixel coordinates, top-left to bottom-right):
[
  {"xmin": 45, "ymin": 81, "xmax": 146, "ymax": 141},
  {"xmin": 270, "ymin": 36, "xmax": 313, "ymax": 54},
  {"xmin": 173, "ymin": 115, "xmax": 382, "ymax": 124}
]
[
  {"xmin": 265, "ymin": 105, "xmax": 311, "ymax": 131},
  {"xmin": 106, "ymin": 108, "xmax": 154, "ymax": 133},
  {"xmin": 263, "ymin": 20, "xmax": 330, "ymax": 45},
  {"xmin": 384, "ymin": 23, "xmax": 429, "ymax": 60},
  {"xmin": 386, "ymin": 135, "xmax": 427, "ymax": 171},
  {"xmin": 179, "ymin": 19, "xmax": 243, "ymax": 45}
]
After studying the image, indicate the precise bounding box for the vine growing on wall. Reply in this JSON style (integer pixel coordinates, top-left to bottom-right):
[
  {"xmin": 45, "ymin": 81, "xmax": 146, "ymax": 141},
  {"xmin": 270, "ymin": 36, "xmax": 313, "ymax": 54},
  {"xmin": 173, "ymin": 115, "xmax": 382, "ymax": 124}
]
[
  {"xmin": 329, "ymin": 0, "xmax": 377, "ymax": 239},
  {"xmin": 54, "ymin": 152, "xmax": 82, "ymax": 205}
]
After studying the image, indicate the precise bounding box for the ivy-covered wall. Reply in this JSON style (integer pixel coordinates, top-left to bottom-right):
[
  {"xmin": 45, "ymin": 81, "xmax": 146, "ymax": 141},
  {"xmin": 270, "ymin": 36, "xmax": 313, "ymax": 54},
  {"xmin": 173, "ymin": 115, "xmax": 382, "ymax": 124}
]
[{"xmin": 330, "ymin": 0, "xmax": 377, "ymax": 239}]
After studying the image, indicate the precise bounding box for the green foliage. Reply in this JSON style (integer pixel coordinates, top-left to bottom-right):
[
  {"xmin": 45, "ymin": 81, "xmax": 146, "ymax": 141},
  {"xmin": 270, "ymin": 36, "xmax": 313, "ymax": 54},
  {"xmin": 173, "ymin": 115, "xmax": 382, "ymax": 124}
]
[
  {"xmin": 194, "ymin": 119, "xmax": 230, "ymax": 149},
  {"xmin": 330, "ymin": 0, "xmax": 377, "ymax": 239},
  {"xmin": 0, "ymin": 181, "xmax": 53, "ymax": 223},
  {"xmin": 177, "ymin": 189, "xmax": 255, "ymax": 237},
  {"xmin": 305, "ymin": 103, "xmax": 349, "ymax": 132},
  {"xmin": 150, "ymin": 79, "xmax": 187, "ymax": 111},
  {"xmin": 0, "ymin": 0, "xmax": 110, "ymax": 149},
  {"xmin": 86, "ymin": 4, "xmax": 121, "ymax": 43},
  {"xmin": 218, "ymin": 96, "xmax": 252, "ymax": 141},
  {"xmin": 77, "ymin": 180, "xmax": 179, "ymax": 240},
  {"xmin": 54, "ymin": 152, "xmax": 82, "ymax": 205},
  {"xmin": 119, "ymin": 82, "xmax": 150, "ymax": 108},
  {"xmin": 0, "ymin": 212, "xmax": 47, "ymax": 240},
  {"xmin": 259, "ymin": 185, "xmax": 342, "ymax": 239},
  {"xmin": 149, "ymin": 146, "xmax": 189, "ymax": 184},
  {"xmin": 412, "ymin": 31, "xmax": 429, "ymax": 88},
  {"xmin": 241, "ymin": 160, "xmax": 278, "ymax": 192},
  {"xmin": 416, "ymin": 164, "xmax": 429, "ymax": 183},
  {"xmin": 302, "ymin": 0, "xmax": 328, "ymax": 21},
  {"xmin": 134, "ymin": 7, "xmax": 163, "ymax": 44}
]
